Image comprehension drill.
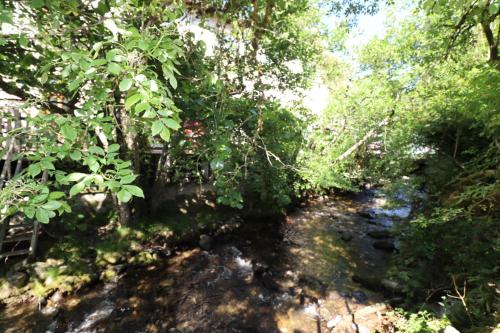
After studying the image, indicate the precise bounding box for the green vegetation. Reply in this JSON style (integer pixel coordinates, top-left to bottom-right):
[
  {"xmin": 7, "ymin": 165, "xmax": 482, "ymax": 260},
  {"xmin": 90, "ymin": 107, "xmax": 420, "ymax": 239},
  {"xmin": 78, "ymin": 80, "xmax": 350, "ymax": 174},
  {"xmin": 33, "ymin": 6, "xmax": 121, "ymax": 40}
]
[{"xmin": 0, "ymin": 0, "xmax": 498, "ymax": 331}]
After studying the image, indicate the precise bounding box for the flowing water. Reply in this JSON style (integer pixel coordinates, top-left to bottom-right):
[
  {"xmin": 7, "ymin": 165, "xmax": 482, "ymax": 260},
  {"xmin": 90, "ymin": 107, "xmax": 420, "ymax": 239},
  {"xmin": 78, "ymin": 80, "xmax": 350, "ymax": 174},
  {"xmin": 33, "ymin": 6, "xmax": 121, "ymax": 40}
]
[{"xmin": 0, "ymin": 189, "xmax": 411, "ymax": 333}]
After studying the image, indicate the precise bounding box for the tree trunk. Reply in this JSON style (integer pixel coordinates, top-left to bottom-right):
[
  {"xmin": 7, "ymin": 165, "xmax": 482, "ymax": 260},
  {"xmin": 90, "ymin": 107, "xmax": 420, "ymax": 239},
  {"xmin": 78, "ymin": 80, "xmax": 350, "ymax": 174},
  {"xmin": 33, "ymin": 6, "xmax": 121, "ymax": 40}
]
[{"xmin": 113, "ymin": 102, "xmax": 137, "ymax": 224}]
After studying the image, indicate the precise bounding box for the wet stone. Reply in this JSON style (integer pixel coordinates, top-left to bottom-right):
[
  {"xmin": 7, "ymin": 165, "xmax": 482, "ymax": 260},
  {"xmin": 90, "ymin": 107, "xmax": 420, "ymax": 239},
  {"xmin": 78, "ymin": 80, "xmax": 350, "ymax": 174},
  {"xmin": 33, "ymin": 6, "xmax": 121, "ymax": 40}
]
[
  {"xmin": 359, "ymin": 211, "xmax": 375, "ymax": 219},
  {"xmin": 352, "ymin": 290, "xmax": 368, "ymax": 303},
  {"xmin": 340, "ymin": 233, "xmax": 353, "ymax": 242},
  {"xmin": 7, "ymin": 271, "xmax": 29, "ymax": 288},
  {"xmin": 199, "ymin": 234, "xmax": 213, "ymax": 251}
]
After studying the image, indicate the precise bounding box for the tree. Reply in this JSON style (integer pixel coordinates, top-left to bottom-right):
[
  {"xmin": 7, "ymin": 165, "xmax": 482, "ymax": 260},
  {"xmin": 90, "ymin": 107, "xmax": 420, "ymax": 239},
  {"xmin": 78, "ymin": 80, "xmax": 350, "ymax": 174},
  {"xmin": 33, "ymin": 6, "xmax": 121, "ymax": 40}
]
[
  {"xmin": 420, "ymin": 0, "xmax": 500, "ymax": 65},
  {"xmin": 0, "ymin": 0, "xmax": 326, "ymax": 224}
]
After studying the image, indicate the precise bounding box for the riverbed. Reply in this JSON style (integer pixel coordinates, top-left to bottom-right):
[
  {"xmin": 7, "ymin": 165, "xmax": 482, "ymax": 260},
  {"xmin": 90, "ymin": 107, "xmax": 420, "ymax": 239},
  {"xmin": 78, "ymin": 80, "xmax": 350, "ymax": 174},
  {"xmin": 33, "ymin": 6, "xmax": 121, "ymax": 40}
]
[{"xmin": 0, "ymin": 189, "xmax": 410, "ymax": 333}]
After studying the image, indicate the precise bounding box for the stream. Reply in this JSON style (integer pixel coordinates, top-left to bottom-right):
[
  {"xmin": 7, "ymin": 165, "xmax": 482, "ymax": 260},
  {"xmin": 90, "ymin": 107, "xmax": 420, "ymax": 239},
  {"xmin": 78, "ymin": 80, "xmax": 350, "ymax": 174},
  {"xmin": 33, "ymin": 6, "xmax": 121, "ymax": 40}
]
[{"xmin": 0, "ymin": 188, "xmax": 411, "ymax": 333}]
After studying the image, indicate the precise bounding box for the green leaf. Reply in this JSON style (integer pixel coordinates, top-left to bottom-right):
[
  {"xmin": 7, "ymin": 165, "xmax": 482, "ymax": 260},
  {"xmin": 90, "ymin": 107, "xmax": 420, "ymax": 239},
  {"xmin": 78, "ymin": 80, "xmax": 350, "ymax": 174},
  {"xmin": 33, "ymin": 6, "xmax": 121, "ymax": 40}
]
[
  {"xmin": 151, "ymin": 120, "xmax": 163, "ymax": 136},
  {"xmin": 490, "ymin": 2, "xmax": 500, "ymax": 15},
  {"xmin": 169, "ymin": 76, "xmax": 177, "ymax": 89},
  {"xmin": 107, "ymin": 62, "xmax": 122, "ymax": 76},
  {"xmin": 28, "ymin": 163, "xmax": 42, "ymax": 177},
  {"xmin": 86, "ymin": 157, "xmax": 100, "ymax": 172},
  {"xmin": 69, "ymin": 182, "xmax": 85, "ymax": 197},
  {"xmin": 61, "ymin": 124, "xmax": 77, "ymax": 141},
  {"xmin": 123, "ymin": 185, "xmax": 144, "ymax": 198},
  {"xmin": 108, "ymin": 144, "xmax": 120, "ymax": 153},
  {"xmin": 40, "ymin": 159, "xmax": 55, "ymax": 170},
  {"xmin": 142, "ymin": 109, "xmax": 156, "ymax": 118},
  {"xmin": 210, "ymin": 159, "xmax": 224, "ymax": 170},
  {"xmin": 116, "ymin": 161, "xmax": 132, "ymax": 170},
  {"xmin": 68, "ymin": 77, "xmax": 83, "ymax": 91},
  {"xmin": 125, "ymin": 94, "xmax": 141, "ymax": 110},
  {"xmin": 106, "ymin": 49, "xmax": 125, "ymax": 62},
  {"xmin": 41, "ymin": 201, "xmax": 62, "ymax": 211},
  {"xmin": 32, "ymin": 194, "xmax": 48, "ymax": 204},
  {"xmin": 93, "ymin": 174, "xmax": 104, "ymax": 185},
  {"xmin": 24, "ymin": 206, "xmax": 35, "ymax": 219},
  {"xmin": 117, "ymin": 189, "xmax": 132, "ymax": 203},
  {"xmin": 135, "ymin": 102, "xmax": 150, "ymax": 113},
  {"xmin": 119, "ymin": 78, "xmax": 133, "ymax": 92},
  {"xmin": 162, "ymin": 118, "xmax": 181, "ymax": 130},
  {"xmin": 89, "ymin": 146, "xmax": 105, "ymax": 156},
  {"xmin": 35, "ymin": 208, "xmax": 49, "ymax": 223},
  {"xmin": 67, "ymin": 172, "xmax": 87, "ymax": 182},
  {"xmin": 150, "ymin": 97, "xmax": 161, "ymax": 106},
  {"xmin": 19, "ymin": 35, "xmax": 28, "ymax": 47},
  {"xmin": 160, "ymin": 127, "xmax": 171, "ymax": 141},
  {"xmin": 138, "ymin": 39, "xmax": 149, "ymax": 51},
  {"xmin": 149, "ymin": 79, "xmax": 159, "ymax": 92},
  {"xmin": 48, "ymin": 191, "xmax": 65, "ymax": 200},
  {"xmin": 120, "ymin": 174, "xmax": 136, "ymax": 184},
  {"xmin": 69, "ymin": 150, "xmax": 82, "ymax": 161},
  {"xmin": 31, "ymin": 0, "xmax": 45, "ymax": 9},
  {"xmin": 40, "ymin": 72, "xmax": 48, "ymax": 84},
  {"xmin": 92, "ymin": 59, "xmax": 107, "ymax": 66}
]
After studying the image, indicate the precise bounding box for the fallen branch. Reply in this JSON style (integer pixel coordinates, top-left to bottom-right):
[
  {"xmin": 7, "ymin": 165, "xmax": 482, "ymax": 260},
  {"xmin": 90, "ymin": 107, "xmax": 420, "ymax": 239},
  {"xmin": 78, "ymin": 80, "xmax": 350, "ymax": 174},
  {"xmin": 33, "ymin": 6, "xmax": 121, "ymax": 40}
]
[{"xmin": 334, "ymin": 110, "xmax": 394, "ymax": 162}]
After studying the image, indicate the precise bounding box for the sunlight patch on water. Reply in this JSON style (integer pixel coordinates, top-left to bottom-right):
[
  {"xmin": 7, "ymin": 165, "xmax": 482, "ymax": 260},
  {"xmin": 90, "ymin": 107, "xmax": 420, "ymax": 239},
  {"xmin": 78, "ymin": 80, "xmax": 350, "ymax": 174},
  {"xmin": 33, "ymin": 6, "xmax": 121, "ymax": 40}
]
[
  {"xmin": 65, "ymin": 300, "xmax": 115, "ymax": 333},
  {"xmin": 372, "ymin": 205, "xmax": 411, "ymax": 218}
]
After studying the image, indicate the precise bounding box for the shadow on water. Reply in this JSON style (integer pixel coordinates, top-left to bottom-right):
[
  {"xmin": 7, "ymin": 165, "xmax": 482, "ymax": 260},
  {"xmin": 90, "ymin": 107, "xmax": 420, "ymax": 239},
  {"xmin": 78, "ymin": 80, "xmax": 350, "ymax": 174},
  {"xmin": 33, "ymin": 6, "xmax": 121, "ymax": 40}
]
[{"xmin": 0, "ymin": 189, "xmax": 405, "ymax": 332}]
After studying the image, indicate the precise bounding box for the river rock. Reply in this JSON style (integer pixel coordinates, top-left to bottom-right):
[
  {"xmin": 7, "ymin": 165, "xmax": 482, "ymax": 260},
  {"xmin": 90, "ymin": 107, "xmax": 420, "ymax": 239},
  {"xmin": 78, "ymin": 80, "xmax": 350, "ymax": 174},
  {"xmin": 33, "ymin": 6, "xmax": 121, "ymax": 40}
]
[
  {"xmin": 33, "ymin": 259, "xmax": 65, "ymax": 281},
  {"xmin": 7, "ymin": 271, "xmax": 29, "ymax": 288},
  {"xmin": 359, "ymin": 211, "xmax": 374, "ymax": 219},
  {"xmin": 7, "ymin": 260, "xmax": 28, "ymax": 275},
  {"xmin": 381, "ymin": 279, "xmax": 403, "ymax": 293},
  {"xmin": 102, "ymin": 252, "xmax": 123, "ymax": 265},
  {"xmin": 355, "ymin": 303, "xmax": 388, "ymax": 317},
  {"xmin": 352, "ymin": 275, "xmax": 383, "ymax": 291},
  {"xmin": 367, "ymin": 230, "xmax": 392, "ymax": 238},
  {"xmin": 41, "ymin": 304, "xmax": 61, "ymax": 316},
  {"xmin": 199, "ymin": 234, "xmax": 213, "ymax": 251},
  {"xmin": 50, "ymin": 290, "xmax": 64, "ymax": 303},
  {"xmin": 354, "ymin": 324, "xmax": 371, "ymax": 333},
  {"xmin": 340, "ymin": 233, "xmax": 353, "ymax": 242},
  {"xmin": 373, "ymin": 240, "xmax": 395, "ymax": 251},
  {"xmin": 326, "ymin": 315, "xmax": 342, "ymax": 329},
  {"xmin": 259, "ymin": 274, "xmax": 280, "ymax": 291},
  {"xmin": 352, "ymin": 290, "xmax": 368, "ymax": 303},
  {"xmin": 0, "ymin": 285, "xmax": 11, "ymax": 299}
]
